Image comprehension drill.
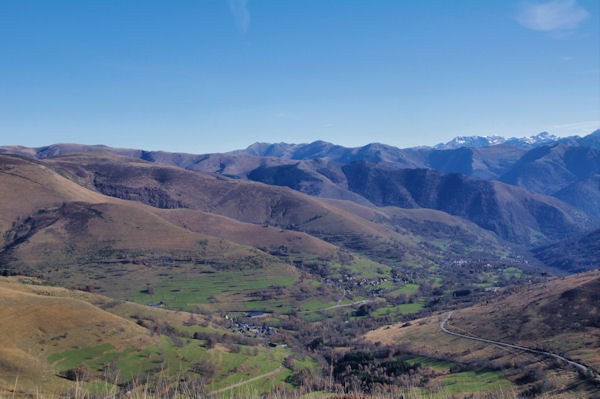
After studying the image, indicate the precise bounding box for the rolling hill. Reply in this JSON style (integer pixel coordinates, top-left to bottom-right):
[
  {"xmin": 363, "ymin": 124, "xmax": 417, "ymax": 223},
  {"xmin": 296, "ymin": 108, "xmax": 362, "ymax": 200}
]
[
  {"xmin": 3, "ymin": 135, "xmax": 600, "ymax": 222},
  {"xmin": 0, "ymin": 276, "xmax": 156, "ymax": 396},
  {"xmin": 42, "ymin": 152, "xmax": 512, "ymax": 263},
  {"xmin": 366, "ymin": 269, "xmax": 600, "ymax": 397},
  {"xmin": 0, "ymin": 154, "xmax": 341, "ymax": 312},
  {"xmin": 1, "ymin": 152, "xmax": 530, "ymax": 317},
  {"xmin": 0, "ymin": 276, "xmax": 303, "ymax": 398}
]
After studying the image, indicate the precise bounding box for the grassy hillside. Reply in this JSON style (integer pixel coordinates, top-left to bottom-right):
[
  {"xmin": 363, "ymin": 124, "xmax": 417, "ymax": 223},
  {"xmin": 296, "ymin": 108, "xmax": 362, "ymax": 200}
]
[
  {"xmin": 0, "ymin": 277, "xmax": 312, "ymax": 398},
  {"xmin": 0, "ymin": 153, "xmax": 540, "ymax": 318},
  {"xmin": 365, "ymin": 270, "xmax": 600, "ymax": 397},
  {"xmin": 0, "ymin": 154, "xmax": 346, "ymax": 313},
  {"xmin": 446, "ymin": 270, "xmax": 600, "ymax": 369},
  {"xmin": 43, "ymin": 152, "xmax": 516, "ymax": 262},
  {"xmin": 0, "ymin": 154, "xmax": 106, "ymax": 233},
  {"xmin": 0, "ymin": 198, "xmax": 346, "ymax": 312},
  {"xmin": 0, "ymin": 277, "xmax": 155, "ymax": 396}
]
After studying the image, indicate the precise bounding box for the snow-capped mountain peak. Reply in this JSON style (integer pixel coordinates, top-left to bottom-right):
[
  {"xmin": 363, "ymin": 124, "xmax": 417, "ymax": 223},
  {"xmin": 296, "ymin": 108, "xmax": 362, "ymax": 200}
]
[{"xmin": 435, "ymin": 132, "xmax": 561, "ymax": 149}]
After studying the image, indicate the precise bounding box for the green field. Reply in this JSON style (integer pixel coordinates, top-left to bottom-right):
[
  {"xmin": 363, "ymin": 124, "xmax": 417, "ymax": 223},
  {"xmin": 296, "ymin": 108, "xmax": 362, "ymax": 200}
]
[
  {"xmin": 402, "ymin": 356, "xmax": 454, "ymax": 372},
  {"xmin": 438, "ymin": 369, "xmax": 513, "ymax": 394},
  {"xmin": 502, "ymin": 267, "xmax": 523, "ymax": 279},
  {"xmin": 126, "ymin": 270, "xmax": 298, "ymax": 311},
  {"xmin": 390, "ymin": 283, "xmax": 420, "ymax": 296},
  {"xmin": 371, "ymin": 300, "xmax": 425, "ymax": 318},
  {"xmin": 48, "ymin": 343, "xmax": 116, "ymax": 371},
  {"xmin": 46, "ymin": 334, "xmax": 304, "ymax": 395},
  {"xmin": 300, "ymin": 299, "xmax": 338, "ymax": 311}
]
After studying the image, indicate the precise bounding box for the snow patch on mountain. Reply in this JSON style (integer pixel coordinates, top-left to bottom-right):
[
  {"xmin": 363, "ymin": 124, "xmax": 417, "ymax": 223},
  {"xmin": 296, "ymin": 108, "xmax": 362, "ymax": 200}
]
[{"xmin": 435, "ymin": 132, "xmax": 561, "ymax": 149}]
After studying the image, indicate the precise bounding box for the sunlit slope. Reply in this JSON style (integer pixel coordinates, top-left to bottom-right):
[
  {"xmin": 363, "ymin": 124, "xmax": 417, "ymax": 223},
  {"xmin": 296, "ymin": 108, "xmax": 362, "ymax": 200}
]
[
  {"xmin": 0, "ymin": 154, "xmax": 318, "ymax": 311},
  {"xmin": 0, "ymin": 277, "xmax": 298, "ymax": 399},
  {"xmin": 0, "ymin": 154, "xmax": 106, "ymax": 233},
  {"xmin": 44, "ymin": 153, "xmax": 393, "ymax": 236},
  {"xmin": 156, "ymin": 208, "xmax": 339, "ymax": 256},
  {"xmin": 0, "ymin": 277, "xmax": 155, "ymax": 396},
  {"xmin": 446, "ymin": 269, "xmax": 600, "ymax": 370},
  {"xmin": 366, "ymin": 270, "xmax": 600, "ymax": 373},
  {"xmin": 0, "ymin": 198, "xmax": 310, "ymax": 310},
  {"xmin": 45, "ymin": 152, "xmax": 511, "ymax": 262}
]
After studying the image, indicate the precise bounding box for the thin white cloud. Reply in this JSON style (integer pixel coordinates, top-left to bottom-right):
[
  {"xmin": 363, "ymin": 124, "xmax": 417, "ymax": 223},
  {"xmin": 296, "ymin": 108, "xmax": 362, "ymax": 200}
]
[
  {"xmin": 549, "ymin": 121, "xmax": 600, "ymax": 136},
  {"xmin": 516, "ymin": 0, "xmax": 590, "ymax": 31},
  {"xmin": 228, "ymin": 0, "xmax": 250, "ymax": 33}
]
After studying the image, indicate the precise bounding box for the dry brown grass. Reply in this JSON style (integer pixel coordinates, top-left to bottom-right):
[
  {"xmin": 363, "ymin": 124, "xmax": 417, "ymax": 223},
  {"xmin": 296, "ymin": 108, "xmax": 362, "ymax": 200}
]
[
  {"xmin": 447, "ymin": 269, "xmax": 600, "ymax": 370},
  {"xmin": 365, "ymin": 271, "xmax": 600, "ymax": 398},
  {"xmin": 0, "ymin": 379, "xmax": 567, "ymax": 399},
  {"xmin": 0, "ymin": 155, "xmax": 106, "ymax": 233},
  {"xmin": 156, "ymin": 208, "xmax": 338, "ymax": 257},
  {"xmin": 43, "ymin": 152, "xmax": 441, "ymax": 252},
  {"xmin": 0, "ymin": 278, "xmax": 156, "ymax": 397}
]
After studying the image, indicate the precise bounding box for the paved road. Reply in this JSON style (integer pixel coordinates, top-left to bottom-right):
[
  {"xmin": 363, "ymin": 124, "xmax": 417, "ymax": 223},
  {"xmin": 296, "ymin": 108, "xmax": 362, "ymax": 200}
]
[
  {"xmin": 209, "ymin": 366, "xmax": 284, "ymax": 395},
  {"xmin": 440, "ymin": 311, "xmax": 600, "ymax": 379}
]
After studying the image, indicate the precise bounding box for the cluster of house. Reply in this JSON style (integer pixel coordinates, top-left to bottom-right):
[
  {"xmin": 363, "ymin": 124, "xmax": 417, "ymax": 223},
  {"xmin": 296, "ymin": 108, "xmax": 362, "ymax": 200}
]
[{"xmin": 224, "ymin": 313, "xmax": 276, "ymax": 338}]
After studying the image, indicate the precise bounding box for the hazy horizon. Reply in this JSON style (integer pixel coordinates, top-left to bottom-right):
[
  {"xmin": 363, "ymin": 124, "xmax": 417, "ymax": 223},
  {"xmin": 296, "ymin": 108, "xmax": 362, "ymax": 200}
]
[{"xmin": 2, "ymin": 126, "xmax": 600, "ymax": 154}]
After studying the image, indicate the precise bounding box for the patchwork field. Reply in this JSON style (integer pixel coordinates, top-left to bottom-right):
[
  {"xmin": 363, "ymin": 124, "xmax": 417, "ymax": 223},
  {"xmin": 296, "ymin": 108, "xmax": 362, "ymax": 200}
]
[{"xmin": 0, "ymin": 277, "xmax": 313, "ymax": 398}]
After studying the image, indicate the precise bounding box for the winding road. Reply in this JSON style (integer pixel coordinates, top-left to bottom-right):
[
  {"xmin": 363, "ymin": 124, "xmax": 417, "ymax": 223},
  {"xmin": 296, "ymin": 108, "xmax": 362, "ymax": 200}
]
[{"xmin": 440, "ymin": 311, "xmax": 600, "ymax": 379}]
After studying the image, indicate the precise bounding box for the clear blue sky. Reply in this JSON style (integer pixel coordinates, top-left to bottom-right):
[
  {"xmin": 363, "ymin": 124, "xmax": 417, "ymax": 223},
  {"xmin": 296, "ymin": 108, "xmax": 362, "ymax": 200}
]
[{"xmin": 0, "ymin": 0, "xmax": 598, "ymax": 153}]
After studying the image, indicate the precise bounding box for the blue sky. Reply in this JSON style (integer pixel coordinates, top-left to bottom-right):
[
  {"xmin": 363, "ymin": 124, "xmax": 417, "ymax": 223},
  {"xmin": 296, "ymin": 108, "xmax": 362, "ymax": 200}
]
[{"xmin": 0, "ymin": 0, "xmax": 598, "ymax": 153}]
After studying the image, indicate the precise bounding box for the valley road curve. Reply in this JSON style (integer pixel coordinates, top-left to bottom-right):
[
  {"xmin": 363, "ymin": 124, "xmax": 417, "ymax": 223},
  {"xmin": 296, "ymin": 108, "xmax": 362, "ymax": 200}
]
[{"xmin": 440, "ymin": 311, "xmax": 600, "ymax": 380}]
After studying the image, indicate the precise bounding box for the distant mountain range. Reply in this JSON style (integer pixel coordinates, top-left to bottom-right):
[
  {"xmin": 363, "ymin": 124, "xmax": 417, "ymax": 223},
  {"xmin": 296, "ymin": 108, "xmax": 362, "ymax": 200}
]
[
  {"xmin": 2, "ymin": 132, "xmax": 599, "ymax": 398},
  {"xmin": 434, "ymin": 131, "xmax": 566, "ymax": 149},
  {"xmin": 239, "ymin": 130, "xmax": 600, "ymax": 155},
  {"xmin": 1, "ymin": 129, "xmax": 599, "ymax": 272}
]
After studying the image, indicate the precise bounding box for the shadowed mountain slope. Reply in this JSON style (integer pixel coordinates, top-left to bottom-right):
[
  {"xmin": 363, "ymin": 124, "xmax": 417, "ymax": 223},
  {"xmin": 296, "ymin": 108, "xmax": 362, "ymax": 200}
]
[
  {"xmin": 499, "ymin": 143, "xmax": 600, "ymax": 196},
  {"xmin": 340, "ymin": 162, "xmax": 594, "ymax": 244},
  {"xmin": 2, "ymin": 144, "xmax": 598, "ymax": 246},
  {"xmin": 3, "ymin": 137, "xmax": 600, "ymax": 220},
  {"xmin": 42, "ymin": 153, "xmax": 502, "ymax": 248},
  {"xmin": 554, "ymin": 174, "xmax": 600, "ymax": 219},
  {"xmin": 532, "ymin": 228, "xmax": 600, "ymax": 273}
]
